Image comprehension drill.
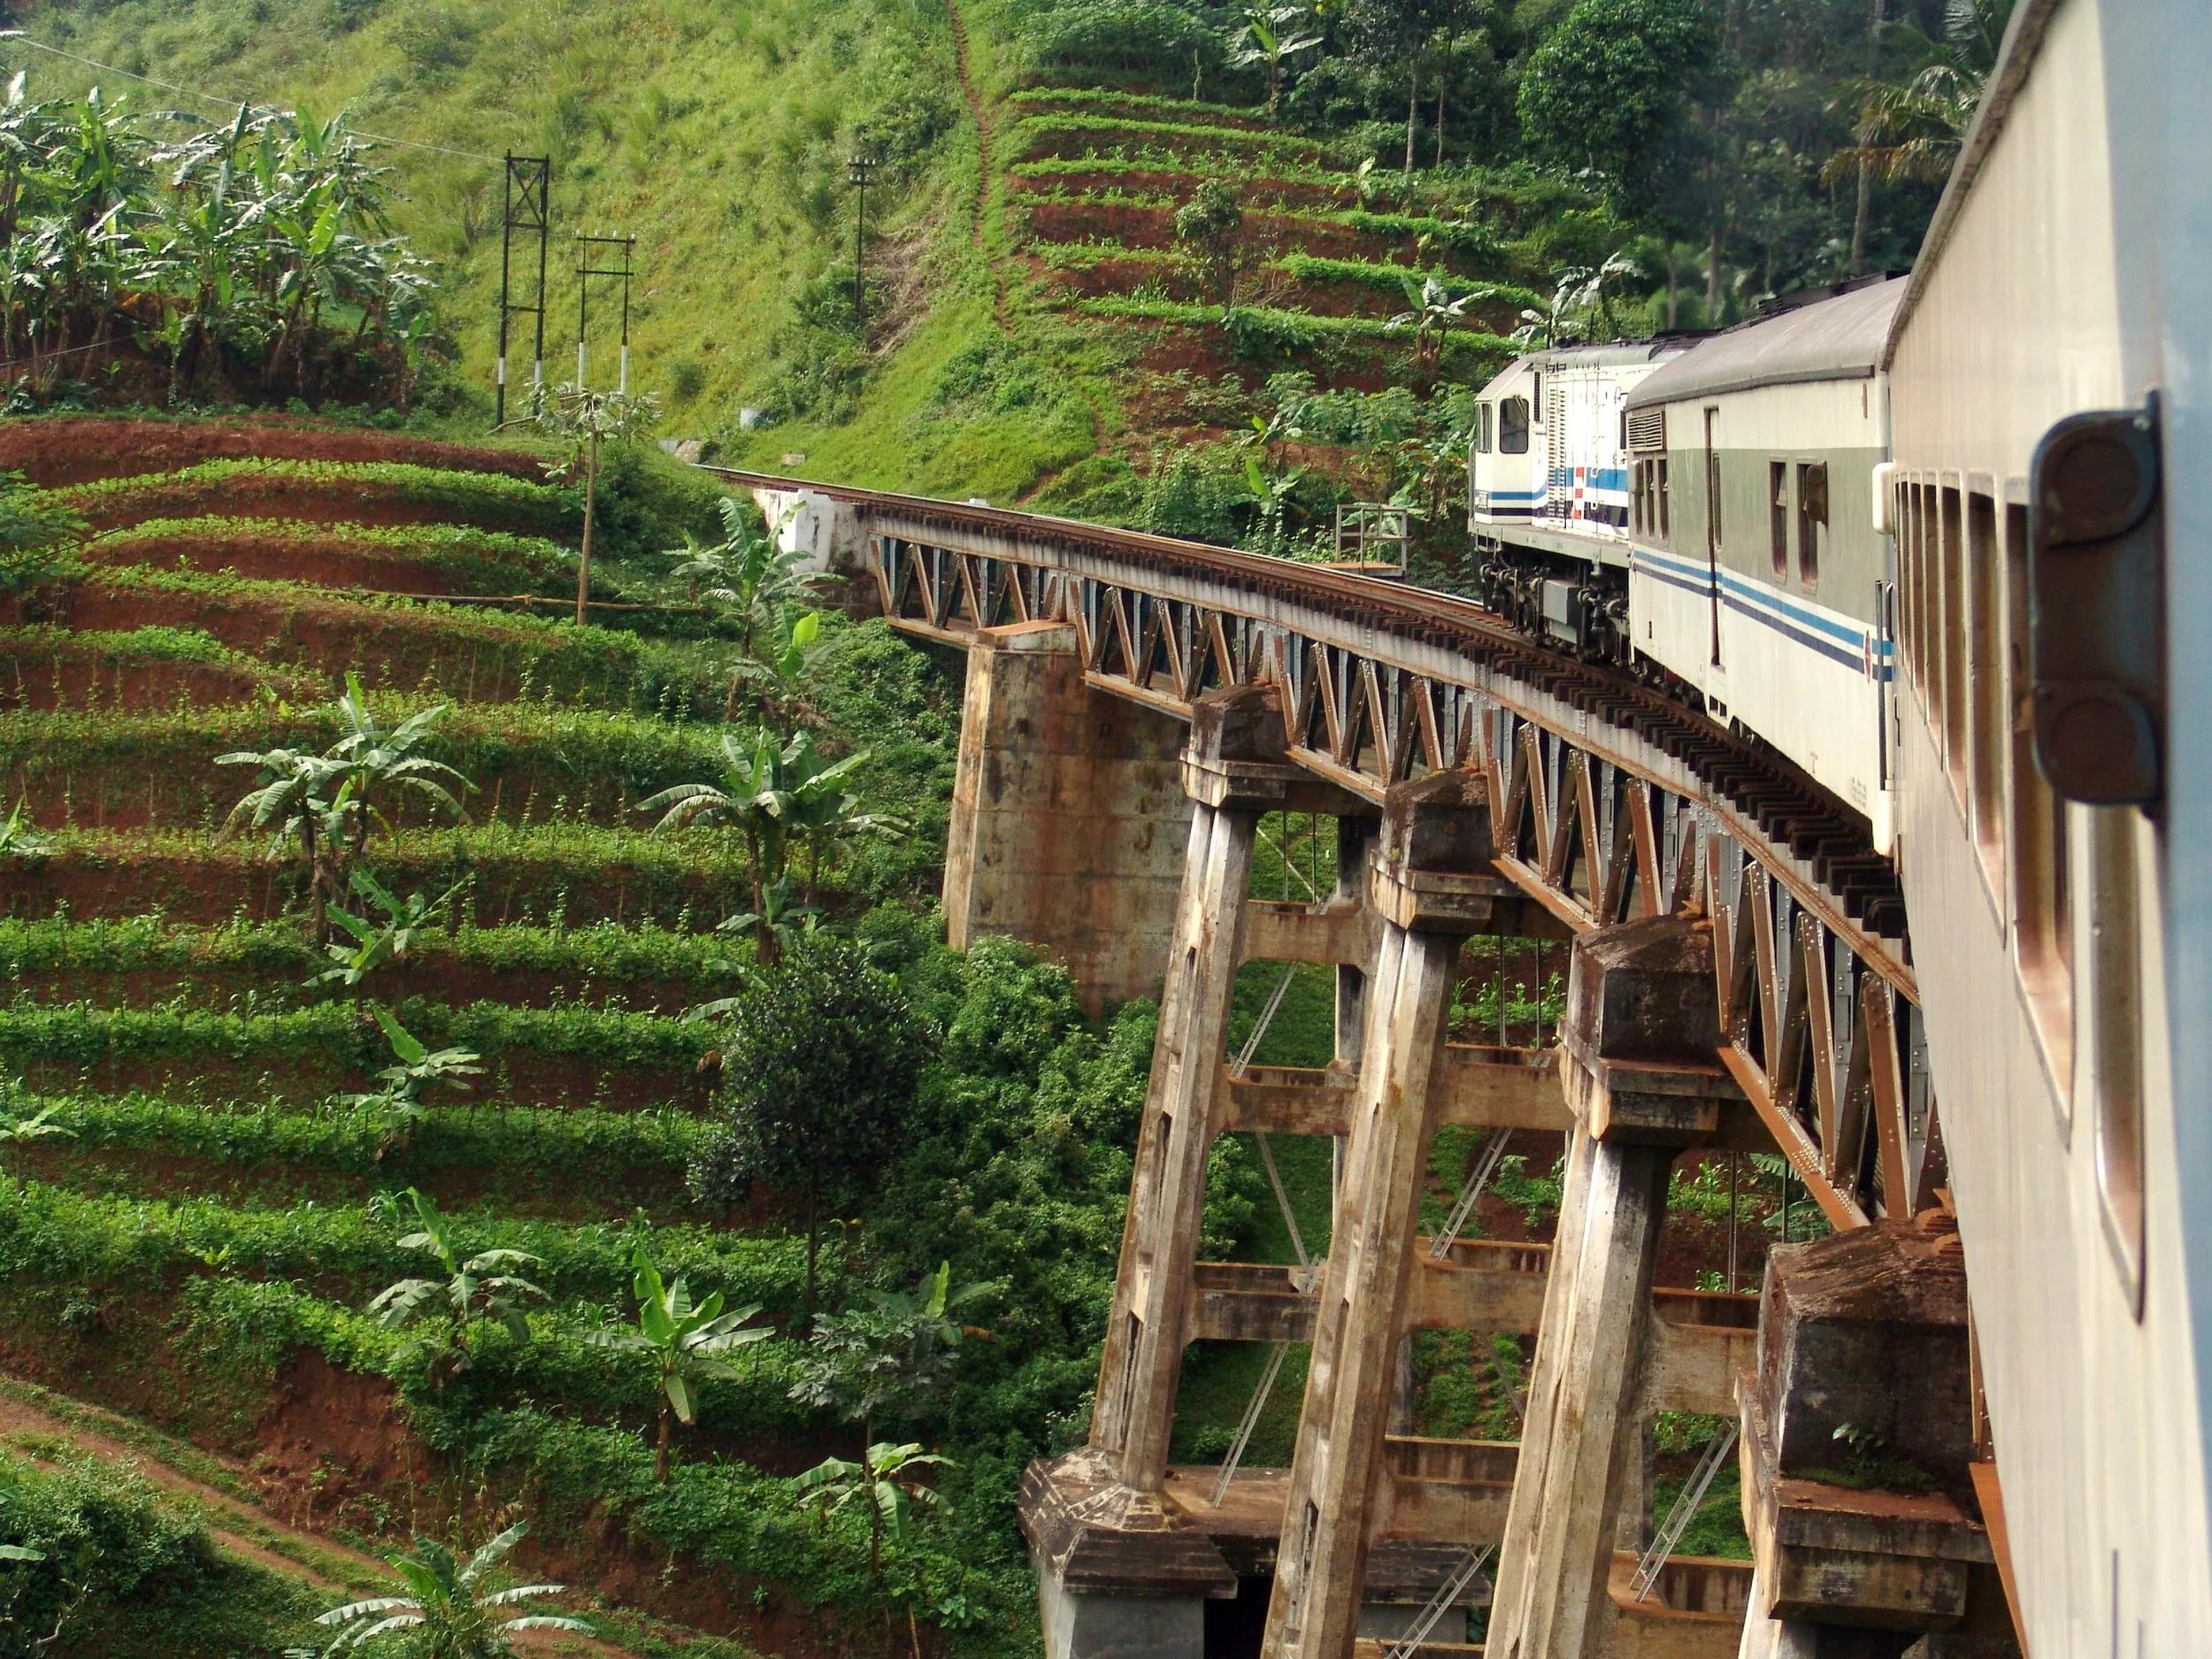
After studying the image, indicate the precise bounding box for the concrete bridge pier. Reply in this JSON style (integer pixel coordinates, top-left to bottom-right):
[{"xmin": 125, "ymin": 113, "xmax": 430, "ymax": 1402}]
[
  {"xmin": 1732, "ymin": 1223, "xmax": 2019, "ymax": 1659},
  {"xmin": 1022, "ymin": 683, "xmax": 1364, "ymax": 1659},
  {"xmin": 943, "ymin": 618, "xmax": 1194, "ymax": 1017},
  {"xmin": 1486, "ymin": 913, "xmax": 1744, "ymax": 1659},
  {"xmin": 1261, "ymin": 769, "xmax": 1529, "ymax": 1659}
]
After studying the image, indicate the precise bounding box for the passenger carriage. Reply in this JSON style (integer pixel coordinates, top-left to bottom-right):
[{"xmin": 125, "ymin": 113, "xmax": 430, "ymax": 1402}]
[{"xmin": 1620, "ymin": 276, "xmax": 1906, "ymax": 851}]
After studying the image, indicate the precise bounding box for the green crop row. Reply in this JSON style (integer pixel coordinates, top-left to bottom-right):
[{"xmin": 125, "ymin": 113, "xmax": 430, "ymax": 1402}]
[
  {"xmin": 68, "ymin": 565, "xmax": 724, "ymax": 712},
  {"xmin": 1, "ymin": 696, "xmax": 733, "ymax": 831},
  {"xmin": 88, "ymin": 516, "xmax": 578, "ymax": 596},
  {"xmin": 50, "ymin": 458, "xmax": 578, "ymax": 536},
  {"xmin": 0, "ymin": 914, "xmax": 741, "ymax": 992},
  {"xmin": 1005, "ymin": 86, "xmax": 1271, "ymax": 127},
  {"xmin": 1075, "ymin": 295, "xmax": 1519, "ymax": 357},
  {"xmin": 33, "ymin": 1090, "xmax": 707, "ymax": 1190},
  {"xmin": 0, "ymin": 996, "xmax": 716, "ymax": 1077},
  {"xmin": 1008, "ymin": 112, "xmax": 1331, "ymax": 165},
  {"xmin": 0, "ymin": 1179, "xmax": 814, "ymax": 1313},
  {"xmin": 1272, "ymin": 253, "xmax": 1543, "ymax": 313}
]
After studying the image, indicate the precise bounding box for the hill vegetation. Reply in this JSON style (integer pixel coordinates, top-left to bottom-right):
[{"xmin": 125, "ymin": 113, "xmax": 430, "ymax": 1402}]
[{"xmin": 9, "ymin": 0, "xmax": 2011, "ymax": 561}]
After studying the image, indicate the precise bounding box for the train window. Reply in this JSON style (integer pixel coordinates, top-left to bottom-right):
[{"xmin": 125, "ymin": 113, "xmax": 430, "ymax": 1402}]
[
  {"xmin": 1796, "ymin": 462, "xmax": 1828, "ymax": 588},
  {"xmin": 1769, "ymin": 462, "xmax": 1791, "ymax": 576},
  {"xmin": 1968, "ymin": 493, "xmax": 2004, "ymax": 876},
  {"xmin": 2087, "ymin": 809, "xmax": 2146, "ymax": 1317},
  {"xmin": 1657, "ymin": 457, "xmax": 1671, "ymax": 539},
  {"xmin": 2005, "ymin": 498, "xmax": 2071, "ymax": 1102},
  {"xmin": 1499, "ymin": 397, "xmax": 1531, "ymax": 455},
  {"xmin": 1940, "ymin": 486, "xmax": 1966, "ymax": 801},
  {"xmin": 1474, "ymin": 404, "xmax": 1492, "ymax": 454}
]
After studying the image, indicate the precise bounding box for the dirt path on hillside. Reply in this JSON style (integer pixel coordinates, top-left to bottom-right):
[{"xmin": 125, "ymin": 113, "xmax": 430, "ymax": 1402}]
[
  {"xmin": 944, "ymin": 0, "xmax": 1010, "ymax": 331},
  {"xmin": 0, "ymin": 1382, "xmax": 642, "ymax": 1658}
]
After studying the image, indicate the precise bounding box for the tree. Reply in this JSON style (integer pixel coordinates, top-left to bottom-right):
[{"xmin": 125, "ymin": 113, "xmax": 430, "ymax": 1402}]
[
  {"xmin": 1387, "ymin": 273, "xmax": 1483, "ymax": 379},
  {"xmin": 1342, "ymin": 0, "xmax": 1469, "ymax": 172},
  {"xmin": 1173, "ymin": 178, "xmax": 1245, "ymax": 314},
  {"xmin": 788, "ymin": 1262, "xmax": 991, "ymax": 1454},
  {"xmin": 792, "ymin": 1441, "xmax": 953, "ymax": 1658},
  {"xmin": 0, "ymin": 1075, "xmax": 70, "ymax": 1194},
  {"xmin": 511, "ymin": 383, "xmax": 660, "ymax": 625},
  {"xmin": 218, "ymin": 677, "xmax": 469, "ymax": 941},
  {"xmin": 638, "ymin": 727, "xmax": 897, "ymax": 962},
  {"xmin": 585, "ymin": 1246, "xmax": 769, "ymax": 1481},
  {"xmin": 1228, "ymin": 3, "xmax": 1324, "ymax": 114},
  {"xmin": 1517, "ymin": 0, "xmax": 1723, "ymax": 221},
  {"xmin": 689, "ymin": 932, "xmax": 927, "ymax": 1310},
  {"xmin": 365, "ymin": 1188, "xmax": 545, "ymax": 1385},
  {"xmin": 301, "ymin": 1521, "xmax": 590, "ymax": 1657}
]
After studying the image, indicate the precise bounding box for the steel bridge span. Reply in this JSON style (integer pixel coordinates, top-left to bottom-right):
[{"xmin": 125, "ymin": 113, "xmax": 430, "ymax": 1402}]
[{"xmin": 715, "ymin": 457, "xmax": 2083, "ymax": 1658}]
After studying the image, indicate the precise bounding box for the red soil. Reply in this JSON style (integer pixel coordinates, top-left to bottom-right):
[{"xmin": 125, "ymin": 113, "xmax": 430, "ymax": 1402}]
[
  {"xmin": 0, "ymin": 644, "xmax": 318, "ymax": 713},
  {"xmin": 1012, "ymin": 168, "xmax": 1353, "ymax": 214},
  {"xmin": 0, "ymin": 416, "xmax": 546, "ymax": 489},
  {"xmin": 81, "ymin": 529, "xmax": 546, "ymax": 598}
]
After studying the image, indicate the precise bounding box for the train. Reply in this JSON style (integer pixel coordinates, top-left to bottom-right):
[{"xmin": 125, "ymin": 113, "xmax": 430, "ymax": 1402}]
[
  {"xmin": 1475, "ymin": 0, "xmax": 2212, "ymax": 1645},
  {"xmin": 1470, "ymin": 277, "xmax": 1906, "ymax": 850}
]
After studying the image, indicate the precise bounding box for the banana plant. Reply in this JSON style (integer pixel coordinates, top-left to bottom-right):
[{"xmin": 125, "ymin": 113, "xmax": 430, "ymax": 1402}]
[
  {"xmin": 1, "ymin": 1074, "xmax": 72, "ymax": 1195},
  {"xmin": 365, "ymin": 1187, "xmax": 544, "ymax": 1386},
  {"xmin": 311, "ymin": 871, "xmax": 465, "ymax": 989},
  {"xmin": 302, "ymin": 1521, "xmax": 590, "ymax": 1656},
  {"xmin": 586, "ymin": 1246, "xmax": 769, "ymax": 1481},
  {"xmin": 1228, "ymin": 2, "xmax": 1323, "ymax": 114}
]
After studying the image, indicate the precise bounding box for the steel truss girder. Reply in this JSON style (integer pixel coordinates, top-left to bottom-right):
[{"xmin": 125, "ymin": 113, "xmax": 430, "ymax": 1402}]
[{"xmin": 865, "ymin": 526, "xmax": 1939, "ymax": 1226}]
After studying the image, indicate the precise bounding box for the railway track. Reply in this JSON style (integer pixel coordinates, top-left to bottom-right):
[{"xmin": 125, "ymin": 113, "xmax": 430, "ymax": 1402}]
[{"xmin": 710, "ymin": 466, "xmax": 1909, "ymax": 963}]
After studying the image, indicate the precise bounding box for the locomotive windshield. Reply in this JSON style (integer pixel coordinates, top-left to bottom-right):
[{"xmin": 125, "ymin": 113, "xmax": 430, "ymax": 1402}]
[{"xmin": 1499, "ymin": 396, "xmax": 1530, "ymax": 454}]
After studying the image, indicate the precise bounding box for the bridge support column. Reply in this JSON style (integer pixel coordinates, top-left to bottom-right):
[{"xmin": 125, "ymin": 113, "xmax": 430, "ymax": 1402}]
[
  {"xmin": 1093, "ymin": 684, "xmax": 1310, "ymax": 1486},
  {"xmin": 1489, "ymin": 913, "xmax": 1741, "ymax": 1659},
  {"xmin": 1262, "ymin": 769, "xmax": 1519, "ymax": 1659},
  {"xmin": 943, "ymin": 618, "xmax": 1191, "ymax": 1015},
  {"xmin": 1021, "ymin": 686, "xmax": 1359, "ymax": 1659},
  {"xmin": 1733, "ymin": 1221, "xmax": 2018, "ymax": 1659}
]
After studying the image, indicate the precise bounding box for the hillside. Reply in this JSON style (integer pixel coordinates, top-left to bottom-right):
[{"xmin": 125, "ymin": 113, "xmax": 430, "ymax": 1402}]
[{"xmin": 12, "ymin": 0, "xmax": 1988, "ymax": 558}]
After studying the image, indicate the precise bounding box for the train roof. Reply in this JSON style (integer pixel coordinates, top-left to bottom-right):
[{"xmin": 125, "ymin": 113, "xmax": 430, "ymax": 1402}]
[
  {"xmin": 1625, "ymin": 276, "xmax": 1908, "ymax": 408},
  {"xmin": 1475, "ymin": 336, "xmax": 1690, "ymax": 396}
]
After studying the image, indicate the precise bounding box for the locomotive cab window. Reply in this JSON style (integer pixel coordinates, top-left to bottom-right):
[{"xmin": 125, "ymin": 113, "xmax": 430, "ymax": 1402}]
[
  {"xmin": 1500, "ymin": 397, "xmax": 1531, "ymax": 455},
  {"xmin": 1474, "ymin": 403, "xmax": 1493, "ymax": 454},
  {"xmin": 1796, "ymin": 461, "xmax": 1828, "ymax": 588}
]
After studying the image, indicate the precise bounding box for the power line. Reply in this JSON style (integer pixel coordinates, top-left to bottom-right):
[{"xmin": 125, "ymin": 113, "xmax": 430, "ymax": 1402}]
[{"xmin": 0, "ymin": 33, "xmax": 501, "ymax": 162}]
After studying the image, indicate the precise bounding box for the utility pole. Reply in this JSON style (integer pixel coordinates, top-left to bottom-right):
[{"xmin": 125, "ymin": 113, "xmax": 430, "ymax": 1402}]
[
  {"xmin": 847, "ymin": 150, "xmax": 879, "ymax": 329},
  {"xmin": 573, "ymin": 233, "xmax": 637, "ymax": 393},
  {"xmin": 495, "ymin": 155, "xmax": 550, "ymax": 427}
]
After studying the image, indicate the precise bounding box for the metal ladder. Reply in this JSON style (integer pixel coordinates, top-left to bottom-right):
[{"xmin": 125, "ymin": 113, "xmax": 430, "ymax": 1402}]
[
  {"xmin": 1383, "ymin": 1545, "xmax": 1494, "ymax": 1658},
  {"xmin": 1631, "ymin": 1424, "xmax": 1740, "ymax": 1601}
]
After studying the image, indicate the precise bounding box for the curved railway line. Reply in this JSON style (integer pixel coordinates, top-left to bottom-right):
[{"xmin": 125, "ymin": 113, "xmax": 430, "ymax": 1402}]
[{"xmin": 712, "ymin": 465, "xmax": 1929, "ymax": 1233}]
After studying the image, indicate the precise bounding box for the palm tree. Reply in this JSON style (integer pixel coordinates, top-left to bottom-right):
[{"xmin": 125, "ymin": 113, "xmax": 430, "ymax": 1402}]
[
  {"xmin": 342, "ymin": 1006, "xmax": 483, "ymax": 1156},
  {"xmin": 218, "ymin": 677, "xmax": 469, "ymax": 938},
  {"xmin": 366, "ymin": 1187, "xmax": 544, "ymax": 1385},
  {"xmin": 586, "ymin": 1246, "xmax": 768, "ymax": 1481},
  {"xmin": 637, "ymin": 727, "xmax": 882, "ymax": 962},
  {"xmin": 303, "ymin": 1521, "xmax": 590, "ymax": 1657}
]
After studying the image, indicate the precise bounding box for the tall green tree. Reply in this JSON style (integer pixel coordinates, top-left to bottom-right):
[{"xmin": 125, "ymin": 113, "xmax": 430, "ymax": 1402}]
[{"xmin": 689, "ymin": 932, "xmax": 928, "ymax": 1310}]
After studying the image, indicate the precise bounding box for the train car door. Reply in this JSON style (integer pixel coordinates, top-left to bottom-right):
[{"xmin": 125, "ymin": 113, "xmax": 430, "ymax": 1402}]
[{"xmin": 1703, "ymin": 405, "xmax": 1723, "ymax": 668}]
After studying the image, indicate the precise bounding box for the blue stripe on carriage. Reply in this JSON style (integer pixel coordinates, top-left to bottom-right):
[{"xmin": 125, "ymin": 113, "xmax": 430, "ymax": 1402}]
[{"xmin": 1631, "ymin": 549, "xmax": 1894, "ymax": 680}]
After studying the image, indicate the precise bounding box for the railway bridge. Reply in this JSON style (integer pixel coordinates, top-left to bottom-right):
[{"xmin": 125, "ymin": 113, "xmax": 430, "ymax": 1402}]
[{"xmin": 723, "ymin": 470, "xmax": 2027, "ymax": 1659}]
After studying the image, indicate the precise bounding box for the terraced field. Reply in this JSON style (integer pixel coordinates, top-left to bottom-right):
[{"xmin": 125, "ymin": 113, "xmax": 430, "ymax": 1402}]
[
  {"xmin": 0, "ymin": 418, "xmax": 981, "ymax": 1656},
  {"xmin": 1002, "ymin": 88, "xmax": 1547, "ymax": 393}
]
